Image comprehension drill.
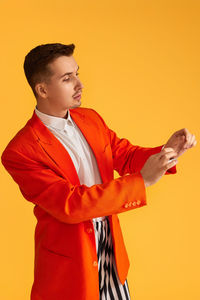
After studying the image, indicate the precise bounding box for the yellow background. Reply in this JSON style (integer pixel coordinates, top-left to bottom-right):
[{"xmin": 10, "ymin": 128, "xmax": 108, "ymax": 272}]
[{"xmin": 0, "ymin": 0, "xmax": 200, "ymax": 299}]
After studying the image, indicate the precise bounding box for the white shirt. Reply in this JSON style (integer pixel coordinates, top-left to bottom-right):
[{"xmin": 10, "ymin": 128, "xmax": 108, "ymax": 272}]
[{"xmin": 34, "ymin": 106, "xmax": 106, "ymax": 223}]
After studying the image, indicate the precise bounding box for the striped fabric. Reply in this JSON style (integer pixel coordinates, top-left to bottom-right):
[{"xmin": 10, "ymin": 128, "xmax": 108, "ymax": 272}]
[{"xmin": 93, "ymin": 217, "xmax": 131, "ymax": 300}]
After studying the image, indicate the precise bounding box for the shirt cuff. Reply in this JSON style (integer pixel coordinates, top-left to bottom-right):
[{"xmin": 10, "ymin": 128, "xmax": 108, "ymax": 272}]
[{"xmin": 161, "ymin": 144, "xmax": 165, "ymax": 151}]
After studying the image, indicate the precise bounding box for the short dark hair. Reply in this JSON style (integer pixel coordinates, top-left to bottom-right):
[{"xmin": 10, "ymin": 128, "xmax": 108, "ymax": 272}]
[{"xmin": 23, "ymin": 43, "xmax": 75, "ymax": 98}]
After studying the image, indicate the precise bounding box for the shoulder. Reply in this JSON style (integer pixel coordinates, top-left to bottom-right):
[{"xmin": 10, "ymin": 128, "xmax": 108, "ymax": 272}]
[{"xmin": 1, "ymin": 114, "xmax": 38, "ymax": 160}]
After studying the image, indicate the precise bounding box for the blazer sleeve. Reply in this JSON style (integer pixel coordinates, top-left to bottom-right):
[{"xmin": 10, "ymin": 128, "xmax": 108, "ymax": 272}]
[
  {"xmin": 91, "ymin": 109, "xmax": 177, "ymax": 176},
  {"xmin": 108, "ymin": 128, "xmax": 176, "ymax": 176},
  {"xmin": 1, "ymin": 148, "xmax": 147, "ymax": 224}
]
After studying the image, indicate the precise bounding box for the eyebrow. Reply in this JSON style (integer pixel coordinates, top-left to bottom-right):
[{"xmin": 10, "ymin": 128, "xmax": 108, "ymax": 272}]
[{"xmin": 59, "ymin": 65, "xmax": 79, "ymax": 79}]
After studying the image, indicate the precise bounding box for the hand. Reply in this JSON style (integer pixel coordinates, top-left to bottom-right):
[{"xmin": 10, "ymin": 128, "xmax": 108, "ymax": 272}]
[
  {"xmin": 163, "ymin": 128, "xmax": 197, "ymax": 159},
  {"xmin": 140, "ymin": 148, "xmax": 178, "ymax": 187}
]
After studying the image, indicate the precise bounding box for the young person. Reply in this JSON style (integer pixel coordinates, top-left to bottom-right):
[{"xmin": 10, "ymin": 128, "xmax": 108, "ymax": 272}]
[{"xmin": 1, "ymin": 43, "xmax": 196, "ymax": 300}]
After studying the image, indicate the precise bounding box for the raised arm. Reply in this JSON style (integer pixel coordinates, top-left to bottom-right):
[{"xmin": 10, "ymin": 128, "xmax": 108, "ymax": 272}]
[{"xmin": 92, "ymin": 109, "xmax": 177, "ymax": 176}]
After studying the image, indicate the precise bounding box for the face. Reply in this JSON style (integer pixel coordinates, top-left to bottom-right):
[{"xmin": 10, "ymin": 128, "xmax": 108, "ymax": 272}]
[{"xmin": 36, "ymin": 55, "xmax": 84, "ymax": 116}]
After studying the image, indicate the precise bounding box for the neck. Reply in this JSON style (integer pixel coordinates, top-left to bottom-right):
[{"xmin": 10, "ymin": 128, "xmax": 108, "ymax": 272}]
[{"xmin": 36, "ymin": 103, "xmax": 68, "ymax": 119}]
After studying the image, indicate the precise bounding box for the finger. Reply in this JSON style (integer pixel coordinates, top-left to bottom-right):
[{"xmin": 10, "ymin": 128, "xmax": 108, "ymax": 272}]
[
  {"xmin": 160, "ymin": 147, "xmax": 175, "ymax": 154},
  {"xmin": 160, "ymin": 151, "xmax": 178, "ymax": 164},
  {"xmin": 185, "ymin": 133, "xmax": 192, "ymax": 148},
  {"xmin": 190, "ymin": 134, "xmax": 197, "ymax": 148},
  {"xmin": 158, "ymin": 149, "xmax": 174, "ymax": 161},
  {"xmin": 184, "ymin": 129, "xmax": 192, "ymax": 148},
  {"xmin": 164, "ymin": 158, "xmax": 178, "ymax": 171},
  {"xmin": 187, "ymin": 134, "xmax": 193, "ymax": 148},
  {"xmin": 185, "ymin": 133, "xmax": 196, "ymax": 148},
  {"xmin": 159, "ymin": 147, "xmax": 177, "ymax": 157}
]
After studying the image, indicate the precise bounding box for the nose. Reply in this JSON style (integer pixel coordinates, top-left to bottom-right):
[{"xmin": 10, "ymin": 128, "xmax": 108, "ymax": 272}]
[{"xmin": 76, "ymin": 77, "xmax": 84, "ymax": 90}]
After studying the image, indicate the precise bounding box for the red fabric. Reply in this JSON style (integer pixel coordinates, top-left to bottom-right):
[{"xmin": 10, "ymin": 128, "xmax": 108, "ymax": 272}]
[{"xmin": 1, "ymin": 107, "xmax": 176, "ymax": 300}]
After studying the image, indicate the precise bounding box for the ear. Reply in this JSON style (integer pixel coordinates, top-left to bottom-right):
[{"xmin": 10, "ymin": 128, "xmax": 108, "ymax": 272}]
[{"xmin": 35, "ymin": 82, "xmax": 48, "ymax": 99}]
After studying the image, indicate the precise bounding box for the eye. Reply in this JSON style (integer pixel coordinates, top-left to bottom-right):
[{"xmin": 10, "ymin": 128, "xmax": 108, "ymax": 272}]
[{"xmin": 63, "ymin": 73, "xmax": 79, "ymax": 82}]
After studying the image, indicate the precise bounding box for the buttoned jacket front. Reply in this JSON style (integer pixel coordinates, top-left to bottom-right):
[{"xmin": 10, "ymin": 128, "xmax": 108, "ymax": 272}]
[{"xmin": 1, "ymin": 107, "xmax": 176, "ymax": 300}]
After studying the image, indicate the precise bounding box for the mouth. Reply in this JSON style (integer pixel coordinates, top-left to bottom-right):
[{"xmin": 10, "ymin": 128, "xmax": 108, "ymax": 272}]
[{"xmin": 73, "ymin": 92, "xmax": 82, "ymax": 100}]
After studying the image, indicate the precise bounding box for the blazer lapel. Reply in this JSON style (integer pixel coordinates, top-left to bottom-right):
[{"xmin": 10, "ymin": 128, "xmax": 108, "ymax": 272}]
[
  {"xmin": 27, "ymin": 110, "xmax": 80, "ymax": 185},
  {"xmin": 70, "ymin": 109, "xmax": 111, "ymax": 183},
  {"xmin": 27, "ymin": 108, "xmax": 111, "ymax": 185}
]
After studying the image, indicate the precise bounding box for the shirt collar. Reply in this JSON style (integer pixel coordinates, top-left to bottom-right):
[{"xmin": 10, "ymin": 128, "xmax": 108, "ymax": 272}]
[{"xmin": 34, "ymin": 106, "xmax": 74, "ymax": 131}]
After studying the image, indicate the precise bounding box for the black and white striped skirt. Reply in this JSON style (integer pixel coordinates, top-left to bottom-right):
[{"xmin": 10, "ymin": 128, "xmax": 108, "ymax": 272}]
[{"xmin": 93, "ymin": 217, "xmax": 131, "ymax": 300}]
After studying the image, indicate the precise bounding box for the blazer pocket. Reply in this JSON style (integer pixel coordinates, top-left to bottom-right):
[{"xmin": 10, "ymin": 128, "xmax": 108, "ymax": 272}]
[
  {"xmin": 41, "ymin": 244, "xmax": 73, "ymax": 259},
  {"xmin": 41, "ymin": 220, "xmax": 82, "ymax": 259}
]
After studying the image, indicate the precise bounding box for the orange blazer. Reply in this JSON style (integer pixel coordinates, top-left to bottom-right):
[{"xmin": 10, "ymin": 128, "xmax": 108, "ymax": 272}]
[{"xmin": 1, "ymin": 107, "xmax": 176, "ymax": 300}]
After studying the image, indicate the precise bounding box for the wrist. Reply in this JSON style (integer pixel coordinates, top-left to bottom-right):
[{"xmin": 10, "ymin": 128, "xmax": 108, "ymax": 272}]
[{"xmin": 140, "ymin": 171, "xmax": 150, "ymax": 187}]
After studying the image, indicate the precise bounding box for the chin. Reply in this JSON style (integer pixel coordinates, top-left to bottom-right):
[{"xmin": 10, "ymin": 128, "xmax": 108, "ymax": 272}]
[{"xmin": 71, "ymin": 101, "xmax": 81, "ymax": 109}]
